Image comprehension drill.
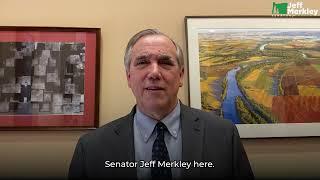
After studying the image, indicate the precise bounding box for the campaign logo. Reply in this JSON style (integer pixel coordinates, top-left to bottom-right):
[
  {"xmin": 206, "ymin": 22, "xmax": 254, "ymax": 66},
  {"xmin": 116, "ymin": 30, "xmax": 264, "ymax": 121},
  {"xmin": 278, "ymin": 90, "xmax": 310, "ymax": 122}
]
[
  {"xmin": 272, "ymin": 1, "xmax": 318, "ymax": 16},
  {"xmin": 272, "ymin": 2, "xmax": 288, "ymax": 15}
]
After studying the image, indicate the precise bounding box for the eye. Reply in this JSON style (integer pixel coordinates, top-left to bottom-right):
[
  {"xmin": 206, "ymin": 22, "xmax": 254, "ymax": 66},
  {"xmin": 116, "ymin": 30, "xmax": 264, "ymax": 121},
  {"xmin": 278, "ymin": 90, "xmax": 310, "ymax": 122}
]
[
  {"xmin": 134, "ymin": 56, "xmax": 149, "ymax": 66},
  {"xmin": 136, "ymin": 59, "xmax": 148, "ymax": 65},
  {"xmin": 159, "ymin": 59, "xmax": 174, "ymax": 66},
  {"xmin": 158, "ymin": 55, "xmax": 175, "ymax": 66}
]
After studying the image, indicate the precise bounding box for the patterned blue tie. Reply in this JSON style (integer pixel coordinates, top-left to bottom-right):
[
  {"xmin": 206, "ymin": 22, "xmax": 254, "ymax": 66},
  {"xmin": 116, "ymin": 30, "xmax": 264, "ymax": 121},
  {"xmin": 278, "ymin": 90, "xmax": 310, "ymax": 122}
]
[{"xmin": 151, "ymin": 122, "xmax": 172, "ymax": 179}]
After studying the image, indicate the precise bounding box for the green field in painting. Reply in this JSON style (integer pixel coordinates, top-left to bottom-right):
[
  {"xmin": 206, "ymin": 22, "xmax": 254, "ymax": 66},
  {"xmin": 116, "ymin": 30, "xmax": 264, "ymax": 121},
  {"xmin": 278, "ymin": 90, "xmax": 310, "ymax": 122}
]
[{"xmin": 312, "ymin": 64, "xmax": 320, "ymax": 72}]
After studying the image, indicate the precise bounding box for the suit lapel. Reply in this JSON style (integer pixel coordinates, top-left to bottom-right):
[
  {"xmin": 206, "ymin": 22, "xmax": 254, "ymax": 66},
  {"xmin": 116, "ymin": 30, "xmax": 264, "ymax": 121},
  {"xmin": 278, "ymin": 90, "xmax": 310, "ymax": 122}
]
[
  {"xmin": 180, "ymin": 104, "xmax": 204, "ymax": 178},
  {"xmin": 112, "ymin": 107, "xmax": 137, "ymax": 178}
]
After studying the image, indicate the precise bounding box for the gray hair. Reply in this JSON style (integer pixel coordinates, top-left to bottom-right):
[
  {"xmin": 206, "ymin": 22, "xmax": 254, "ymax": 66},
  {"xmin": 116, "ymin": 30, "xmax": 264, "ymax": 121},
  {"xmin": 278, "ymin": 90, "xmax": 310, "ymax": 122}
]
[{"xmin": 124, "ymin": 29, "xmax": 184, "ymax": 72}]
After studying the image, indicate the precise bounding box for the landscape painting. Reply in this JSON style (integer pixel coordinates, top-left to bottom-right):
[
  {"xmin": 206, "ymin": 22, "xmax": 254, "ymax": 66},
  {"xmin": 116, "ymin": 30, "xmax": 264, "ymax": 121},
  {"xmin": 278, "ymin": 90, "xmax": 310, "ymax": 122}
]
[
  {"xmin": 199, "ymin": 29, "xmax": 320, "ymax": 125},
  {"xmin": 186, "ymin": 17, "xmax": 320, "ymax": 137}
]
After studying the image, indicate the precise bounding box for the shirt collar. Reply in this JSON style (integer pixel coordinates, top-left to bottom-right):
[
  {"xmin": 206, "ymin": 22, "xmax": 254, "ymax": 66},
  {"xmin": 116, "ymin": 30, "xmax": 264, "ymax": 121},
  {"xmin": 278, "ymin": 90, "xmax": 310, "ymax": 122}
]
[{"xmin": 134, "ymin": 101, "xmax": 181, "ymax": 143}]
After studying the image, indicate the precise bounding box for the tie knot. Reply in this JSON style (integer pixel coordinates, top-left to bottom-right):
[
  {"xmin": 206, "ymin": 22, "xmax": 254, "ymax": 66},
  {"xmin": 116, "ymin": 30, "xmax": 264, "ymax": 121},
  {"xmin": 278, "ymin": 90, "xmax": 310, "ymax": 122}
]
[{"xmin": 155, "ymin": 122, "xmax": 167, "ymax": 135}]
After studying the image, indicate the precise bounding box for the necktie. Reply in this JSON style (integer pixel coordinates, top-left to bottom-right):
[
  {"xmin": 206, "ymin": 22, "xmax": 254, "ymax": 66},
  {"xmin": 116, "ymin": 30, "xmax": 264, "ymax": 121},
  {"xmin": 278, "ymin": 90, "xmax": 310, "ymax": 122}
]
[{"xmin": 151, "ymin": 122, "xmax": 172, "ymax": 179}]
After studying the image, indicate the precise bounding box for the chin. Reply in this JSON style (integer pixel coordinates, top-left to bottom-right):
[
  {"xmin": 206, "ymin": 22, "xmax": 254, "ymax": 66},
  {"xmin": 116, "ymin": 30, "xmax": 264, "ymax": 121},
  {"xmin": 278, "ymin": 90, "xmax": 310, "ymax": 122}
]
[
  {"xmin": 144, "ymin": 100, "xmax": 167, "ymax": 110},
  {"xmin": 148, "ymin": 102, "xmax": 166, "ymax": 109}
]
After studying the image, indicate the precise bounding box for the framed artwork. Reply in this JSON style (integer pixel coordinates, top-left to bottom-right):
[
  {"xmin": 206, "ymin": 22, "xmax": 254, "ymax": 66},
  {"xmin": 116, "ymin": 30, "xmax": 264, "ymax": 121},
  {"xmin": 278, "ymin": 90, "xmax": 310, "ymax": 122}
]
[
  {"xmin": 185, "ymin": 16, "xmax": 320, "ymax": 138},
  {"xmin": 0, "ymin": 26, "xmax": 100, "ymax": 129}
]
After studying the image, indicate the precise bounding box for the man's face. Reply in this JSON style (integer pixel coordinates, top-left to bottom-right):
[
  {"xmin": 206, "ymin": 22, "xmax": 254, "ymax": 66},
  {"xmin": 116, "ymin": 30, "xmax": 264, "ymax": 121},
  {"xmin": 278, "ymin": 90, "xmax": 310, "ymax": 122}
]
[{"xmin": 127, "ymin": 35, "xmax": 184, "ymax": 114}]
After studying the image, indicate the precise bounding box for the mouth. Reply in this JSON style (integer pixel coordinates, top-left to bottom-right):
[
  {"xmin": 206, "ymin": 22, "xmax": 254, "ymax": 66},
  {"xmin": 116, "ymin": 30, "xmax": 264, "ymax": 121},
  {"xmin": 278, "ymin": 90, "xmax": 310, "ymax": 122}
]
[{"xmin": 145, "ymin": 86, "xmax": 165, "ymax": 91}]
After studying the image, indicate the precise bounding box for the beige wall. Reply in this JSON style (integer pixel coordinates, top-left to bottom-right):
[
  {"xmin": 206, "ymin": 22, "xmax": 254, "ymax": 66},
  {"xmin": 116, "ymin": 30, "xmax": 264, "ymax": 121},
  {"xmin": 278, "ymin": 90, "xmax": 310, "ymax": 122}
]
[{"xmin": 0, "ymin": 0, "xmax": 319, "ymax": 178}]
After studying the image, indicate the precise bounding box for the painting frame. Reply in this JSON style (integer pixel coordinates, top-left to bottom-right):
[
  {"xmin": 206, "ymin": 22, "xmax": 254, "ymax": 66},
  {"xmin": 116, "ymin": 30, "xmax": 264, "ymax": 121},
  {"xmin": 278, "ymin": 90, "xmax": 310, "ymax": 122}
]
[
  {"xmin": 0, "ymin": 26, "xmax": 100, "ymax": 130},
  {"xmin": 185, "ymin": 16, "xmax": 320, "ymax": 138}
]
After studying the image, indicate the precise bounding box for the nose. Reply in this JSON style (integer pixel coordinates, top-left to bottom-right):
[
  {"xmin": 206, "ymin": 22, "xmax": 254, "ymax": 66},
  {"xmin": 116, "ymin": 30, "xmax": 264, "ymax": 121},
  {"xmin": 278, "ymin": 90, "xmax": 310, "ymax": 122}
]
[{"xmin": 147, "ymin": 62, "xmax": 161, "ymax": 80}]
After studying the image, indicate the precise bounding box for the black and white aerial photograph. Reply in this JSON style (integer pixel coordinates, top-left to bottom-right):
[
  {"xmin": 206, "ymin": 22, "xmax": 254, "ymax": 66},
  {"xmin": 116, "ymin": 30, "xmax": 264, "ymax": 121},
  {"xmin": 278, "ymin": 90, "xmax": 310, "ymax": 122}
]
[{"xmin": 0, "ymin": 42, "xmax": 85, "ymax": 115}]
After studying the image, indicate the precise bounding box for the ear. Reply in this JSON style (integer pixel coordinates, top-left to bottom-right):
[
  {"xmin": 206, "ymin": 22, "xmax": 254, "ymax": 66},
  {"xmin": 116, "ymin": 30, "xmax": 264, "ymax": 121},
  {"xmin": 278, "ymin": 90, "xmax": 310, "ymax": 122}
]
[
  {"xmin": 126, "ymin": 70, "xmax": 132, "ymax": 88},
  {"xmin": 179, "ymin": 67, "xmax": 184, "ymax": 87}
]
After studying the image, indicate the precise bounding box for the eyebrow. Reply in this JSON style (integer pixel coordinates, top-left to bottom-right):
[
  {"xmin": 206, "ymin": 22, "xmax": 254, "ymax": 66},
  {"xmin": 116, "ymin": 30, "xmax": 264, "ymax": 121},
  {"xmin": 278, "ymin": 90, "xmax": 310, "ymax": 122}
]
[
  {"xmin": 158, "ymin": 54, "xmax": 172, "ymax": 59},
  {"xmin": 135, "ymin": 54, "xmax": 151, "ymax": 60},
  {"xmin": 157, "ymin": 54, "xmax": 173, "ymax": 60},
  {"xmin": 134, "ymin": 53, "xmax": 175, "ymax": 63}
]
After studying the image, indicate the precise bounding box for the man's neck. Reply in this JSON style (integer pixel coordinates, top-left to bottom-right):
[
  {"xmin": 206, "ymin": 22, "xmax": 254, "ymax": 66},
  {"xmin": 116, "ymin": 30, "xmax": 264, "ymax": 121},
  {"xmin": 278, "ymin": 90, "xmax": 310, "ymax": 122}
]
[{"xmin": 137, "ymin": 101, "xmax": 179, "ymax": 121}]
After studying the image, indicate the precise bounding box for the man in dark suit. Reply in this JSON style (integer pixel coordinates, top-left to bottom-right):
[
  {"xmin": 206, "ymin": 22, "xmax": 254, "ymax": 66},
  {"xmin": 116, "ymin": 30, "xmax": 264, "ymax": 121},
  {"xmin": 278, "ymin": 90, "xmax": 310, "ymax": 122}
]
[{"xmin": 69, "ymin": 29, "xmax": 254, "ymax": 179}]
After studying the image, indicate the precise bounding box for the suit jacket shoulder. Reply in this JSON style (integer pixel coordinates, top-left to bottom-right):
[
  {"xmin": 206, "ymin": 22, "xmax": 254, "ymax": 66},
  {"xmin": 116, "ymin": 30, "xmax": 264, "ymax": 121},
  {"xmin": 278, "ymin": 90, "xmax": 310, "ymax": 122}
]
[
  {"xmin": 69, "ymin": 108, "xmax": 136, "ymax": 178},
  {"xmin": 179, "ymin": 104, "xmax": 254, "ymax": 179},
  {"xmin": 183, "ymin": 104, "xmax": 235, "ymax": 129},
  {"xmin": 79, "ymin": 111, "xmax": 133, "ymax": 146}
]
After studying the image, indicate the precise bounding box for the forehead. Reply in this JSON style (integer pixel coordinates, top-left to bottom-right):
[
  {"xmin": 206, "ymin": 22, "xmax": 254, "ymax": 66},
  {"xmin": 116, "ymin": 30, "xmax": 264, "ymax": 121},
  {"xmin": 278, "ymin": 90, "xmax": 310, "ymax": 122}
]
[{"xmin": 131, "ymin": 35, "xmax": 176, "ymax": 57}]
